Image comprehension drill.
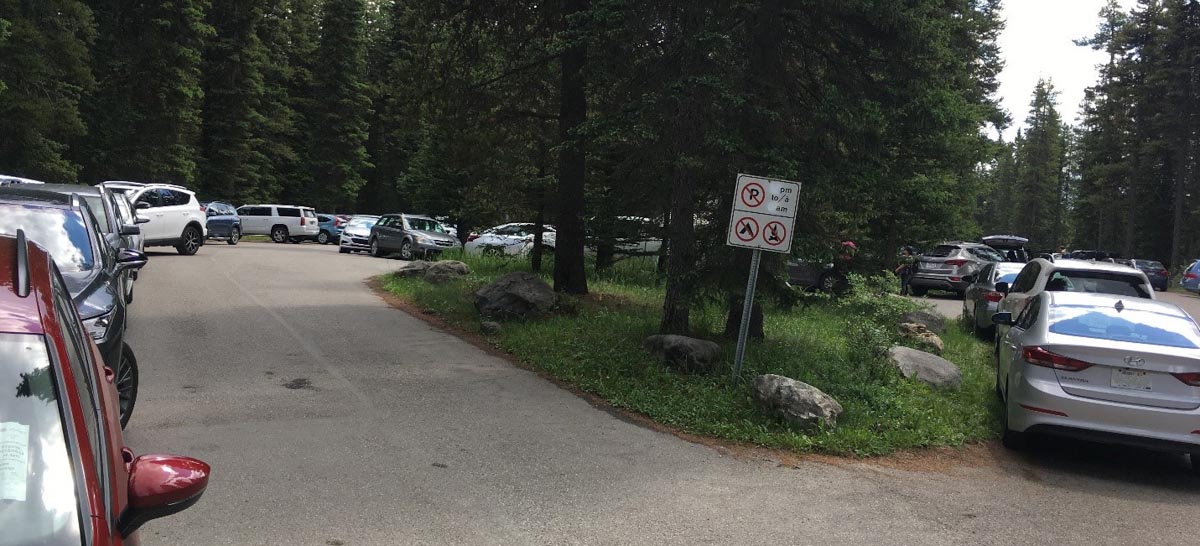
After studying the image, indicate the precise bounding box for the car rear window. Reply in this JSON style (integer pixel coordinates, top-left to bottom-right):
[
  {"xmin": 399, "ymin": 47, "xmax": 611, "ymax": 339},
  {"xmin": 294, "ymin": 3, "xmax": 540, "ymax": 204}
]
[
  {"xmin": 1134, "ymin": 260, "xmax": 1164, "ymax": 270},
  {"xmin": 968, "ymin": 247, "xmax": 1004, "ymax": 261},
  {"xmin": 303, "ymin": 209, "xmax": 316, "ymax": 218},
  {"xmin": 1048, "ymin": 305, "xmax": 1200, "ymax": 348},
  {"xmin": 1047, "ymin": 270, "xmax": 1151, "ymax": 299},
  {"xmin": 0, "ymin": 333, "xmax": 83, "ymax": 545},
  {"xmin": 926, "ymin": 245, "xmax": 959, "ymax": 258}
]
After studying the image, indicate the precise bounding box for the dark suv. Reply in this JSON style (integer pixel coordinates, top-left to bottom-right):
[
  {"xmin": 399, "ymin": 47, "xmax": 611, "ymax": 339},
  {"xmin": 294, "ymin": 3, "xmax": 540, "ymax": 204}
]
[
  {"xmin": 202, "ymin": 201, "xmax": 242, "ymax": 244},
  {"xmin": 369, "ymin": 213, "xmax": 461, "ymax": 259},
  {"xmin": 911, "ymin": 241, "xmax": 1004, "ymax": 297},
  {"xmin": 0, "ymin": 188, "xmax": 147, "ymax": 426},
  {"xmin": 0, "ymin": 232, "xmax": 210, "ymax": 545}
]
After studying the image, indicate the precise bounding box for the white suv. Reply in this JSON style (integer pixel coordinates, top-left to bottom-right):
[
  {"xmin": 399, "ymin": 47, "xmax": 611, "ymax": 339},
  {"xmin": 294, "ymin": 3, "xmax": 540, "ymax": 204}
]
[
  {"xmin": 997, "ymin": 258, "xmax": 1154, "ymax": 326},
  {"xmin": 236, "ymin": 204, "xmax": 320, "ymax": 243},
  {"xmin": 101, "ymin": 181, "xmax": 207, "ymax": 255}
]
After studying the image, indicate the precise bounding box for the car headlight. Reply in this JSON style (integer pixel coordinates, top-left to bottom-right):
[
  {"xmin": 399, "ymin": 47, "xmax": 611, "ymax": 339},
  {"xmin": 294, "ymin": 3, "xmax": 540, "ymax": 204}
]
[
  {"xmin": 416, "ymin": 236, "xmax": 430, "ymax": 244},
  {"xmin": 82, "ymin": 313, "xmax": 113, "ymax": 342}
]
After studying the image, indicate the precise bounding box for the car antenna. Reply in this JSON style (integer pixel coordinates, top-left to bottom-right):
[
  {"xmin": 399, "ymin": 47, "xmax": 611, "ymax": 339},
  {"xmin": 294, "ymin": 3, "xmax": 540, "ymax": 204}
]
[{"xmin": 15, "ymin": 228, "xmax": 30, "ymax": 297}]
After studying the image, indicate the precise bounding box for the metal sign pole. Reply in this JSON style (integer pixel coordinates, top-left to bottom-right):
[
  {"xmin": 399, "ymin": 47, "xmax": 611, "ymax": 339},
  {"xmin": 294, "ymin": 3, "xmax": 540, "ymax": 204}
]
[{"xmin": 731, "ymin": 249, "xmax": 762, "ymax": 384}]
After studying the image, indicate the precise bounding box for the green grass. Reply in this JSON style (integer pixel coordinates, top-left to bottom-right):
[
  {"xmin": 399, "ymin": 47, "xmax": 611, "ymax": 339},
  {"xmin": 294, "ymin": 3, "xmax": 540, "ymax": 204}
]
[{"xmin": 383, "ymin": 252, "xmax": 1001, "ymax": 456}]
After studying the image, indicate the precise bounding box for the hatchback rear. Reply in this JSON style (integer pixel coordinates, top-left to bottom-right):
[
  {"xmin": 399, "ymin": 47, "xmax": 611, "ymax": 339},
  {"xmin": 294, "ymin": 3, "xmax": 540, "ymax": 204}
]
[
  {"xmin": 1181, "ymin": 260, "xmax": 1200, "ymax": 293},
  {"xmin": 1131, "ymin": 259, "xmax": 1169, "ymax": 291},
  {"xmin": 911, "ymin": 242, "xmax": 1004, "ymax": 297}
]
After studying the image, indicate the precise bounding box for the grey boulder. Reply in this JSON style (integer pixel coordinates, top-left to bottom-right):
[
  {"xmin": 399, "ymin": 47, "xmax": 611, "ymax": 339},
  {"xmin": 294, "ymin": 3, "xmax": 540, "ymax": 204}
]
[
  {"xmin": 424, "ymin": 260, "xmax": 470, "ymax": 284},
  {"xmin": 888, "ymin": 345, "xmax": 962, "ymax": 389},
  {"xmin": 480, "ymin": 320, "xmax": 501, "ymax": 335},
  {"xmin": 752, "ymin": 374, "xmax": 843, "ymax": 431},
  {"xmin": 642, "ymin": 335, "xmax": 722, "ymax": 374},
  {"xmin": 395, "ymin": 260, "xmax": 433, "ymax": 278},
  {"xmin": 474, "ymin": 272, "xmax": 556, "ymax": 319},
  {"xmin": 900, "ymin": 310, "xmax": 945, "ymax": 334},
  {"xmin": 898, "ymin": 322, "xmax": 945, "ymax": 354}
]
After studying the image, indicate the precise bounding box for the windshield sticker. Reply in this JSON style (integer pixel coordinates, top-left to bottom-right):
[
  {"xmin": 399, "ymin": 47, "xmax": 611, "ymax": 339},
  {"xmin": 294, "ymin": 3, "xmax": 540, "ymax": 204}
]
[{"xmin": 0, "ymin": 422, "xmax": 30, "ymax": 501}]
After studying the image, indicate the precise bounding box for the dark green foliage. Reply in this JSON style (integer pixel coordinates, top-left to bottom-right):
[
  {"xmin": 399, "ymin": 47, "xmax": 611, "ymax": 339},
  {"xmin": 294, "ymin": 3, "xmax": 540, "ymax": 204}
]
[{"xmin": 0, "ymin": 0, "xmax": 95, "ymax": 182}]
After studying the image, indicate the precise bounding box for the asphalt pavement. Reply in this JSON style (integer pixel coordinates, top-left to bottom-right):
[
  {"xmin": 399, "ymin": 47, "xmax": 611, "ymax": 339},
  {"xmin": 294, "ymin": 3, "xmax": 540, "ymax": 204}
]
[
  {"xmin": 909, "ymin": 287, "xmax": 1200, "ymax": 322},
  {"xmin": 125, "ymin": 243, "xmax": 1200, "ymax": 546}
]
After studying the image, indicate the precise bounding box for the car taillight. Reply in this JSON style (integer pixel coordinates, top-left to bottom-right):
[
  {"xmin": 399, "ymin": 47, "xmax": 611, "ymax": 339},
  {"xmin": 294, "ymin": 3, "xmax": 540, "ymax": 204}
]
[
  {"xmin": 945, "ymin": 259, "xmax": 968, "ymax": 267},
  {"xmin": 1172, "ymin": 372, "xmax": 1200, "ymax": 386},
  {"xmin": 984, "ymin": 291, "xmax": 1004, "ymax": 302},
  {"xmin": 1185, "ymin": 272, "xmax": 1197, "ymax": 280},
  {"xmin": 1022, "ymin": 346, "xmax": 1094, "ymax": 372}
]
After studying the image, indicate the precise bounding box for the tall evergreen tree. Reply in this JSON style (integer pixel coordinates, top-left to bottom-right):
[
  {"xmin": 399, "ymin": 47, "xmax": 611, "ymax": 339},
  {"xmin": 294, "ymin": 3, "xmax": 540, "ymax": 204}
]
[
  {"xmin": 1011, "ymin": 80, "xmax": 1068, "ymax": 251},
  {"xmin": 0, "ymin": 0, "xmax": 95, "ymax": 182},
  {"xmin": 307, "ymin": 0, "xmax": 373, "ymax": 211}
]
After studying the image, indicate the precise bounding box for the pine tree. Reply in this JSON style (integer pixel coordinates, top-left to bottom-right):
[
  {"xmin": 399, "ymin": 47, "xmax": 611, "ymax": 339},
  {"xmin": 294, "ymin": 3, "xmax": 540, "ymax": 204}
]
[
  {"xmin": 1011, "ymin": 80, "xmax": 1068, "ymax": 251},
  {"xmin": 0, "ymin": 0, "xmax": 95, "ymax": 182},
  {"xmin": 308, "ymin": 0, "xmax": 373, "ymax": 211}
]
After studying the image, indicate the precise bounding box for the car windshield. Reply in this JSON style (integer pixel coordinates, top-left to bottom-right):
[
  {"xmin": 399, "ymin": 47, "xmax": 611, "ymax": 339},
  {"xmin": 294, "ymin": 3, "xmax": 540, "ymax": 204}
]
[
  {"xmin": 1046, "ymin": 270, "xmax": 1151, "ymax": 298},
  {"xmin": 0, "ymin": 205, "xmax": 96, "ymax": 272},
  {"xmin": 1048, "ymin": 305, "xmax": 1200, "ymax": 349},
  {"xmin": 346, "ymin": 217, "xmax": 377, "ymax": 229},
  {"xmin": 0, "ymin": 334, "xmax": 82, "ymax": 546},
  {"xmin": 405, "ymin": 218, "xmax": 445, "ymax": 233},
  {"xmin": 111, "ymin": 193, "xmax": 133, "ymax": 223}
]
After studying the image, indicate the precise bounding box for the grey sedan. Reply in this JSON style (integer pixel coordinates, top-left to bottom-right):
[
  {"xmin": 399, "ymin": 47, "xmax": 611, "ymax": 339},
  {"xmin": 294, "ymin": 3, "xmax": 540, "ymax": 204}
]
[
  {"xmin": 992, "ymin": 291, "xmax": 1200, "ymax": 475},
  {"xmin": 962, "ymin": 261, "xmax": 1025, "ymax": 336}
]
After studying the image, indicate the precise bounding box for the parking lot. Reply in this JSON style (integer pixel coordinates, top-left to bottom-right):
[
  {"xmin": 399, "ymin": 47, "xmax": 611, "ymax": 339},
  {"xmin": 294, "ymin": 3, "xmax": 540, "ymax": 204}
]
[
  {"xmin": 122, "ymin": 242, "xmax": 1199, "ymax": 546},
  {"xmin": 914, "ymin": 289, "xmax": 1200, "ymax": 323}
]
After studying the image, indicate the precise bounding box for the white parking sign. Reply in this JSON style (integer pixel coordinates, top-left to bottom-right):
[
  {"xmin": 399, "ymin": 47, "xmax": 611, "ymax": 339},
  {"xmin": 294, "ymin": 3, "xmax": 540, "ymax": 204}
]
[{"xmin": 726, "ymin": 174, "xmax": 800, "ymax": 253}]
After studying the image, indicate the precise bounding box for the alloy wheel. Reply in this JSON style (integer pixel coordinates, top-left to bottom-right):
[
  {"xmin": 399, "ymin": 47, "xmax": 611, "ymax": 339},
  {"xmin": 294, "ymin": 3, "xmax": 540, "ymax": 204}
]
[
  {"xmin": 228, "ymin": 227, "xmax": 240, "ymax": 245},
  {"xmin": 117, "ymin": 345, "xmax": 139, "ymax": 429}
]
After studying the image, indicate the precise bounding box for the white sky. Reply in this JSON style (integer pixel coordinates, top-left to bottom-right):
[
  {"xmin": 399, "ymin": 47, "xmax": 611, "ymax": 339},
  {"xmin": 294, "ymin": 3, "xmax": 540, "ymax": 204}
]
[{"xmin": 996, "ymin": 0, "xmax": 1134, "ymax": 140}]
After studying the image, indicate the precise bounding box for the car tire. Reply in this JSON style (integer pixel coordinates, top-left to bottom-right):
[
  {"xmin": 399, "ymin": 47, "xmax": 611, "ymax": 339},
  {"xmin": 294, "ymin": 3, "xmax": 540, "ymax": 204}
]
[
  {"xmin": 271, "ymin": 225, "xmax": 289, "ymax": 243},
  {"xmin": 339, "ymin": 246, "xmax": 350, "ymax": 254},
  {"xmin": 176, "ymin": 226, "xmax": 202, "ymax": 255},
  {"xmin": 399, "ymin": 239, "xmax": 414, "ymax": 260},
  {"xmin": 227, "ymin": 227, "xmax": 240, "ymax": 245},
  {"xmin": 370, "ymin": 238, "xmax": 383, "ymax": 258},
  {"xmin": 1191, "ymin": 453, "xmax": 1200, "ymax": 477},
  {"xmin": 911, "ymin": 286, "xmax": 928, "ymax": 297},
  {"xmin": 318, "ymin": 231, "xmax": 331, "ymax": 244},
  {"xmin": 999, "ymin": 373, "xmax": 1027, "ymax": 450},
  {"xmin": 117, "ymin": 344, "xmax": 139, "ymax": 429}
]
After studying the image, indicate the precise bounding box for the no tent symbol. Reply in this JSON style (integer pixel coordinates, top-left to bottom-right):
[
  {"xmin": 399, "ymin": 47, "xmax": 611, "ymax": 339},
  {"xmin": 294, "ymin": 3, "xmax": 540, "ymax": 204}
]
[{"xmin": 735, "ymin": 217, "xmax": 759, "ymax": 242}]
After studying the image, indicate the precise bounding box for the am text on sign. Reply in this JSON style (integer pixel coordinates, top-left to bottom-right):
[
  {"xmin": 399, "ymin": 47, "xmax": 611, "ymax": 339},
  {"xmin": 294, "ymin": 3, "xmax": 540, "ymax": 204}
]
[{"xmin": 726, "ymin": 174, "xmax": 801, "ymax": 253}]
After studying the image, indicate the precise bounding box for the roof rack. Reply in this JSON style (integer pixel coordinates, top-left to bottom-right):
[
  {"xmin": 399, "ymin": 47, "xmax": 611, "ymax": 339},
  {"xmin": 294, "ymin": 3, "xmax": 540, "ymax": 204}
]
[{"xmin": 15, "ymin": 229, "xmax": 30, "ymax": 298}]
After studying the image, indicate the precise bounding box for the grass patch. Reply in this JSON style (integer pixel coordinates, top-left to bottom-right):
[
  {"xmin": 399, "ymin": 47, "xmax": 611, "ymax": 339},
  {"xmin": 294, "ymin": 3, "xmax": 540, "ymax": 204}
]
[{"xmin": 383, "ymin": 252, "xmax": 1001, "ymax": 456}]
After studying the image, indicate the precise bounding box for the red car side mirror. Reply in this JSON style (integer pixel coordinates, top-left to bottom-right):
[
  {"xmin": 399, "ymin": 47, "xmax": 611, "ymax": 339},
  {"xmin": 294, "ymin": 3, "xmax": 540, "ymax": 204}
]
[{"xmin": 117, "ymin": 454, "xmax": 210, "ymax": 537}]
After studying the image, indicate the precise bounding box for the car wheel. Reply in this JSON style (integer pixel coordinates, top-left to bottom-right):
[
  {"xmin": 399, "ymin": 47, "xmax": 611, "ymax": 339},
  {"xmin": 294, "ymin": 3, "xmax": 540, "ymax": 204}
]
[
  {"xmin": 117, "ymin": 344, "xmax": 139, "ymax": 429},
  {"xmin": 176, "ymin": 226, "xmax": 202, "ymax": 255},
  {"xmin": 370, "ymin": 238, "xmax": 382, "ymax": 257},
  {"xmin": 399, "ymin": 239, "xmax": 414, "ymax": 260},
  {"xmin": 227, "ymin": 227, "xmax": 240, "ymax": 245},
  {"xmin": 318, "ymin": 231, "xmax": 331, "ymax": 244},
  {"xmin": 271, "ymin": 226, "xmax": 289, "ymax": 243},
  {"xmin": 998, "ymin": 371, "xmax": 1027, "ymax": 450},
  {"xmin": 1191, "ymin": 453, "xmax": 1200, "ymax": 477},
  {"xmin": 339, "ymin": 246, "xmax": 350, "ymax": 254},
  {"xmin": 911, "ymin": 286, "xmax": 928, "ymax": 297}
]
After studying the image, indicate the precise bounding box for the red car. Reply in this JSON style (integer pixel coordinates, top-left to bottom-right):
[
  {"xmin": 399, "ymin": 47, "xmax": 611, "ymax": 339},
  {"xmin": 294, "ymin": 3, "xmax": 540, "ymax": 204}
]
[{"xmin": 1, "ymin": 231, "xmax": 209, "ymax": 544}]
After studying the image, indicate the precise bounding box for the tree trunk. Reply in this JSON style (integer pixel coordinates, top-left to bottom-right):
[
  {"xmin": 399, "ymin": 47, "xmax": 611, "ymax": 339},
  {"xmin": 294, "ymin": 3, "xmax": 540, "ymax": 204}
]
[
  {"xmin": 532, "ymin": 193, "xmax": 545, "ymax": 273},
  {"xmin": 723, "ymin": 298, "xmax": 765, "ymax": 340},
  {"xmin": 552, "ymin": 0, "xmax": 588, "ymax": 294}
]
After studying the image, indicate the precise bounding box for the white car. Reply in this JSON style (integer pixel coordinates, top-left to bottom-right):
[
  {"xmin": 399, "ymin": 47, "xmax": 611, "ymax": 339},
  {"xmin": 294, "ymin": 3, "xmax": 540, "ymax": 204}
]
[
  {"xmin": 997, "ymin": 258, "xmax": 1154, "ymax": 324},
  {"xmin": 465, "ymin": 223, "xmax": 556, "ymax": 255},
  {"xmin": 0, "ymin": 174, "xmax": 46, "ymax": 186},
  {"xmin": 100, "ymin": 181, "xmax": 207, "ymax": 255},
  {"xmin": 236, "ymin": 204, "xmax": 320, "ymax": 243}
]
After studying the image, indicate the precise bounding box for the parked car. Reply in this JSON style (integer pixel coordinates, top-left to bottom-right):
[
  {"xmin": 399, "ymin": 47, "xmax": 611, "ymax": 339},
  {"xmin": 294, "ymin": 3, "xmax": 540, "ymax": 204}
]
[
  {"xmin": 0, "ymin": 189, "xmax": 148, "ymax": 426},
  {"xmin": 369, "ymin": 213, "xmax": 462, "ymax": 259},
  {"xmin": 200, "ymin": 201, "xmax": 241, "ymax": 245},
  {"xmin": 317, "ymin": 213, "xmax": 345, "ymax": 244},
  {"xmin": 1067, "ymin": 249, "xmax": 1121, "ymax": 261},
  {"xmin": 590, "ymin": 216, "xmax": 663, "ymax": 256},
  {"xmin": 338, "ymin": 214, "xmax": 380, "ymax": 254},
  {"xmin": 786, "ymin": 260, "xmax": 849, "ymax": 294},
  {"xmin": 982, "ymin": 235, "xmax": 1030, "ymax": 263},
  {"xmin": 0, "ymin": 174, "xmax": 45, "ymax": 185},
  {"xmin": 995, "ymin": 258, "xmax": 1154, "ymax": 334},
  {"xmin": 1128, "ymin": 259, "xmax": 1169, "ymax": 291},
  {"xmin": 465, "ymin": 223, "xmax": 557, "ymax": 256},
  {"xmin": 1181, "ymin": 259, "xmax": 1200, "ymax": 293},
  {"xmin": 100, "ymin": 181, "xmax": 207, "ymax": 255},
  {"xmin": 18, "ymin": 184, "xmax": 148, "ymax": 304},
  {"xmin": 0, "ymin": 232, "xmax": 211, "ymax": 544},
  {"xmin": 910, "ymin": 241, "xmax": 1005, "ymax": 297},
  {"xmin": 236, "ymin": 204, "xmax": 320, "ymax": 243},
  {"xmin": 991, "ymin": 291, "xmax": 1200, "ymax": 473},
  {"xmin": 962, "ymin": 261, "xmax": 1026, "ymax": 336}
]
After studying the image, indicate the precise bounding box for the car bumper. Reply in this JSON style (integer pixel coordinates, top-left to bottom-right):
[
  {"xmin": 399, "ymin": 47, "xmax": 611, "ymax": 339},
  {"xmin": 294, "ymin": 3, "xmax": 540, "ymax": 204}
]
[
  {"xmin": 911, "ymin": 275, "xmax": 969, "ymax": 292},
  {"xmin": 1009, "ymin": 365, "xmax": 1200, "ymax": 452},
  {"xmin": 414, "ymin": 240, "xmax": 461, "ymax": 253},
  {"xmin": 340, "ymin": 234, "xmax": 371, "ymax": 250}
]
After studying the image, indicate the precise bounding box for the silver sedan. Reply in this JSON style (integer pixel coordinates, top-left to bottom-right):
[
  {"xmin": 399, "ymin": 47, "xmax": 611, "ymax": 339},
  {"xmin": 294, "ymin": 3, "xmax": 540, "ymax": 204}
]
[
  {"xmin": 993, "ymin": 291, "xmax": 1200, "ymax": 474},
  {"xmin": 962, "ymin": 261, "xmax": 1025, "ymax": 336}
]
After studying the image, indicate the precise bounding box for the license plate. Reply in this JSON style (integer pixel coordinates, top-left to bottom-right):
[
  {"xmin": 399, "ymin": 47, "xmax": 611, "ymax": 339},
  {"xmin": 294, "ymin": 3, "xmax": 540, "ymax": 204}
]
[{"xmin": 1111, "ymin": 368, "xmax": 1152, "ymax": 391}]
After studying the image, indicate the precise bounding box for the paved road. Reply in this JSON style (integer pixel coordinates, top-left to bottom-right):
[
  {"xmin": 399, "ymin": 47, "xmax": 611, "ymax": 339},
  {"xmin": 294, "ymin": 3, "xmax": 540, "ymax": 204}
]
[
  {"xmin": 125, "ymin": 243, "xmax": 1199, "ymax": 546},
  {"xmin": 911, "ymin": 288, "xmax": 1200, "ymax": 321}
]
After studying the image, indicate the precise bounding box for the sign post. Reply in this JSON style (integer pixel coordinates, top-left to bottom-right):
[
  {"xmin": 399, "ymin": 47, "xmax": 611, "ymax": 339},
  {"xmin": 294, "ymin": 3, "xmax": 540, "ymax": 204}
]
[{"xmin": 726, "ymin": 174, "xmax": 801, "ymax": 383}]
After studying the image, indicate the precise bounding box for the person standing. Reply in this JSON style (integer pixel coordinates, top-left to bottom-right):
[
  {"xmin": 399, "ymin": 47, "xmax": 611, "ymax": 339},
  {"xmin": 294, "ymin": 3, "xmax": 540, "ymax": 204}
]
[{"xmin": 896, "ymin": 247, "xmax": 916, "ymax": 296}]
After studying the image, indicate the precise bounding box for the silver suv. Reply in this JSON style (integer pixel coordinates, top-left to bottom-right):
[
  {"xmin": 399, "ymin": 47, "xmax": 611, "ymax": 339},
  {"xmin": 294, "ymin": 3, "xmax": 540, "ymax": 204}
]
[{"xmin": 911, "ymin": 241, "xmax": 1005, "ymax": 297}]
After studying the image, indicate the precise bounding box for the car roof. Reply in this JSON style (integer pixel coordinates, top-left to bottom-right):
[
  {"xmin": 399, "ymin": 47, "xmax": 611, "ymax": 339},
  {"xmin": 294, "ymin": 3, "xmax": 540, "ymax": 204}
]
[
  {"xmin": 401, "ymin": 214, "xmax": 435, "ymax": 220},
  {"xmin": 21, "ymin": 183, "xmax": 102, "ymax": 196},
  {"xmin": 241, "ymin": 203, "xmax": 312, "ymax": 209},
  {"xmin": 933, "ymin": 241, "xmax": 989, "ymax": 247},
  {"xmin": 0, "ymin": 234, "xmax": 51, "ymax": 335},
  {"xmin": 0, "ymin": 186, "xmax": 76, "ymax": 207},
  {"xmin": 1043, "ymin": 258, "xmax": 1143, "ymax": 275},
  {"xmin": 1045, "ymin": 291, "xmax": 1187, "ymax": 317}
]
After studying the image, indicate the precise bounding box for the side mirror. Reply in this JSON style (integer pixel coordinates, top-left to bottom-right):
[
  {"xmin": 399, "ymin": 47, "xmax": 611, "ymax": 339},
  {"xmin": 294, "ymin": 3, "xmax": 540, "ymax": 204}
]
[
  {"xmin": 117, "ymin": 454, "xmax": 210, "ymax": 538},
  {"xmin": 135, "ymin": 215, "xmax": 150, "ymax": 224},
  {"xmin": 120, "ymin": 224, "xmax": 141, "ymax": 236},
  {"xmin": 117, "ymin": 249, "xmax": 148, "ymax": 272},
  {"xmin": 135, "ymin": 201, "xmax": 150, "ymax": 210},
  {"xmin": 995, "ymin": 281, "xmax": 1010, "ymax": 294},
  {"xmin": 992, "ymin": 312, "xmax": 1014, "ymax": 326}
]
